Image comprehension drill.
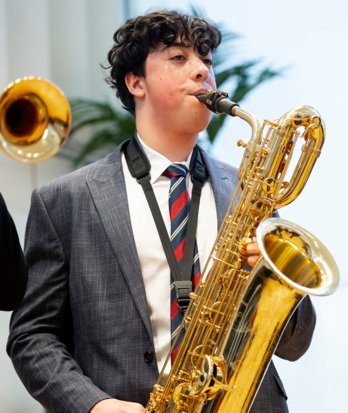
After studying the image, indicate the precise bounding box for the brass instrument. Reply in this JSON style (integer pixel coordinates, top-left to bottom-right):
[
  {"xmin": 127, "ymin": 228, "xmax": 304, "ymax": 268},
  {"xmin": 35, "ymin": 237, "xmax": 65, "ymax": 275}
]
[
  {"xmin": 146, "ymin": 91, "xmax": 339, "ymax": 413},
  {"xmin": 0, "ymin": 77, "xmax": 71, "ymax": 163}
]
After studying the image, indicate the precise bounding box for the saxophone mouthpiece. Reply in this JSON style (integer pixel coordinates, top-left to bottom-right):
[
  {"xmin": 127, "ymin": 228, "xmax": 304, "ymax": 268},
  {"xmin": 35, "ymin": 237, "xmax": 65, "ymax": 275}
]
[
  {"xmin": 197, "ymin": 90, "xmax": 239, "ymax": 116},
  {"xmin": 196, "ymin": 93, "xmax": 212, "ymax": 103}
]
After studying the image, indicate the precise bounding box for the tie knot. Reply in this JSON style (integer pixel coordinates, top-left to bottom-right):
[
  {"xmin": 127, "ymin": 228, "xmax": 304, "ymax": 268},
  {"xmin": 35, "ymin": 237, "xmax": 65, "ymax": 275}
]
[{"xmin": 163, "ymin": 164, "xmax": 188, "ymax": 179}]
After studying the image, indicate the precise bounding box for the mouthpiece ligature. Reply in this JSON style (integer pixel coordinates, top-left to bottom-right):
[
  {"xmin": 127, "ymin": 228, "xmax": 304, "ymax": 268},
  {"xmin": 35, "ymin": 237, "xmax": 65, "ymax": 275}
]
[{"xmin": 197, "ymin": 90, "xmax": 239, "ymax": 116}]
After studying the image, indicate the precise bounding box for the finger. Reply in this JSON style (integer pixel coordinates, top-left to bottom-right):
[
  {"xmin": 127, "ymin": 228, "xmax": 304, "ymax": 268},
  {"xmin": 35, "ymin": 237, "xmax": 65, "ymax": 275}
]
[
  {"xmin": 128, "ymin": 403, "xmax": 145, "ymax": 413},
  {"xmin": 246, "ymin": 242, "xmax": 260, "ymax": 255},
  {"xmin": 247, "ymin": 254, "xmax": 259, "ymax": 267}
]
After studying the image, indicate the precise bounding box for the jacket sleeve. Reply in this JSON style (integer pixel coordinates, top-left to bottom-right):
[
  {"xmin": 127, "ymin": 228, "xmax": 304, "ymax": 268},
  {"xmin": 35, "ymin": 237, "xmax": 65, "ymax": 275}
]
[
  {"xmin": 0, "ymin": 193, "xmax": 27, "ymax": 311},
  {"xmin": 275, "ymin": 294, "xmax": 316, "ymax": 361},
  {"xmin": 7, "ymin": 189, "xmax": 110, "ymax": 413},
  {"xmin": 270, "ymin": 209, "xmax": 317, "ymax": 361}
]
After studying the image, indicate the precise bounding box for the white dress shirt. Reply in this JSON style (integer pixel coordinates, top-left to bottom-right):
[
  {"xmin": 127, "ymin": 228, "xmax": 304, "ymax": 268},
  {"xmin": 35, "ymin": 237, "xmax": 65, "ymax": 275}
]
[{"xmin": 121, "ymin": 137, "xmax": 217, "ymax": 376}]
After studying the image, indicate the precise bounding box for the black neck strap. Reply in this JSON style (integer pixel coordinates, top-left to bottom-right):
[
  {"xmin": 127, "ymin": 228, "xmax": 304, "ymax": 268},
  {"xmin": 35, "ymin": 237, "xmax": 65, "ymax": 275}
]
[{"xmin": 123, "ymin": 137, "xmax": 208, "ymax": 311}]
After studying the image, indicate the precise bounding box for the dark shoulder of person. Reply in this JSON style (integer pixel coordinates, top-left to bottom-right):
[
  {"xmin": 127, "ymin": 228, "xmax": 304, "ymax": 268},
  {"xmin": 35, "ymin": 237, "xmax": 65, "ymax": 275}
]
[{"xmin": 0, "ymin": 193, "xmax": 27, "ymax": 311}]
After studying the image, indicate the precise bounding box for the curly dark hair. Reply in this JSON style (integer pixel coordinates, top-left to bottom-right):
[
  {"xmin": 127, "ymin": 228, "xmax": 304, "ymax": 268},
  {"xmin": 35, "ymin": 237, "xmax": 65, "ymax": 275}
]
[{"xmin": 105, "ymin": 10, "xmax": 222, "ymax": 114}]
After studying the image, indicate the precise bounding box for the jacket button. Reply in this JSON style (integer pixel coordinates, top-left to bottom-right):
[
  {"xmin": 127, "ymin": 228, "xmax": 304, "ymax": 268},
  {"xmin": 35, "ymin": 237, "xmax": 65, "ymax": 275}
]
[{"xmin": 144, "ymin": 351, "xmax": 154, "ymax": 364}]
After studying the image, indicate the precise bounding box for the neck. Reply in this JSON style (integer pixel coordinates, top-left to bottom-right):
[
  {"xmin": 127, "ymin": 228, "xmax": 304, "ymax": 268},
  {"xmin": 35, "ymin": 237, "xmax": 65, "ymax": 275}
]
[
  {"xmin": 137, "ymin": 128, "xmax": 198, "ymax": 162},
  {"xmin": 134, "ymin": 102, "xmax": 202, "ymax": 161}
]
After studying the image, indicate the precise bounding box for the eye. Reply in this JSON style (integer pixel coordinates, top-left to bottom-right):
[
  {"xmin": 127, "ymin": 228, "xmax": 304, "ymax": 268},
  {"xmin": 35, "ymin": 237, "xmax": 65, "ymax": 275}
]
[
  {"xmin": 171, "ymin": 54, "xmax": 186, "ymax": 61},
  {"xmin": 202, "ymin": 57, "xmax": 213, "ymax": 67}
]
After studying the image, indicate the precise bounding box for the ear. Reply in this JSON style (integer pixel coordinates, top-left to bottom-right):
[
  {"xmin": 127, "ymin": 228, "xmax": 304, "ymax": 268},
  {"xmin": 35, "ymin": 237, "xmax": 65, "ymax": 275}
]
[{"xmin": 125, "ymin": 72, "xmax": 145, "ymax": 98}]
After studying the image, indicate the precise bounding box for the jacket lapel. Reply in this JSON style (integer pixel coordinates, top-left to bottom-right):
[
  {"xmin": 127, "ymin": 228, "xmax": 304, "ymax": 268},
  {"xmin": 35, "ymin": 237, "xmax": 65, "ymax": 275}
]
[
  {"xmin": 202, "ymin": 151, "xmax": 239, "ymax": 228},
  {"xmin": 86, "ymin": 146, "xmax": 154, "ymax": 344}
]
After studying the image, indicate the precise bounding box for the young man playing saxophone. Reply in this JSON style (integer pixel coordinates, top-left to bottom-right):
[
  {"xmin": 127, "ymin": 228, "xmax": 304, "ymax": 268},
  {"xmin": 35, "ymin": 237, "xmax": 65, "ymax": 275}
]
[{"xmin": 7, "ymin": 10, "xmax": 316, "ymax": 413}]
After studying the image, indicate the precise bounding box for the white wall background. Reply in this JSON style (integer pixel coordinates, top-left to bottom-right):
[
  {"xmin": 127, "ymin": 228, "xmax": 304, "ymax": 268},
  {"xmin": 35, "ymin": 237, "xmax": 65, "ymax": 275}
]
[{"xmin": 0, "ymin": 0, "xmax": 347, "ymax": 412}]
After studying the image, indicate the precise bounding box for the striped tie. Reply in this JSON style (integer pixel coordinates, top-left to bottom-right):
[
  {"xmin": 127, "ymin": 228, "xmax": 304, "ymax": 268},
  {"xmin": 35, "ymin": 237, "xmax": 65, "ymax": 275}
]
[{"xmin": 163, "ymin": 163, "xmax": 201, "ymax": 361}]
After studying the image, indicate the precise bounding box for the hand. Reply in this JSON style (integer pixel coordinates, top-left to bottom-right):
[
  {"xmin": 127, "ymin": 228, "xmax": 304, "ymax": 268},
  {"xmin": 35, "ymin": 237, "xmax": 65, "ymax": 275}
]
[
  {"xmin": 246, "ymin": 242, "xmax": 261, "ymax": 267},
  {"xmin": 90, "ymin": 398, "xmax": 145, "ymax": 413}
]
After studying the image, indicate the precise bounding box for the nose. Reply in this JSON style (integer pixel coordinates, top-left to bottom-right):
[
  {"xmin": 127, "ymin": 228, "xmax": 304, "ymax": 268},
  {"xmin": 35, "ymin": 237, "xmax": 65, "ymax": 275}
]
[{"xmin": 191, "ymin": 58, "xmax": 209, "ymax": 81}]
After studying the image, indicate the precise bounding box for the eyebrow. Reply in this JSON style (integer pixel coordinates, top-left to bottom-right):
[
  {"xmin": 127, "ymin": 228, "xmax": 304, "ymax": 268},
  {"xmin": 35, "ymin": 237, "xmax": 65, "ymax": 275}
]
[
  {"xmin": 159, "ymin": 42, "xmax": 191, "ymax": 52},
  {"xmin": 159, "ymin": 42, "xmax": 213, "ymax": 58}
]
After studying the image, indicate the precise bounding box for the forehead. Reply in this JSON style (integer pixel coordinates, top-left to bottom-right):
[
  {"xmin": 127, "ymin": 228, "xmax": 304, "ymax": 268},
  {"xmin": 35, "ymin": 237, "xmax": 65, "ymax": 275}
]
[{"xmin": 154, "ymin": 41, "xmax": 212, "ymax": 56}]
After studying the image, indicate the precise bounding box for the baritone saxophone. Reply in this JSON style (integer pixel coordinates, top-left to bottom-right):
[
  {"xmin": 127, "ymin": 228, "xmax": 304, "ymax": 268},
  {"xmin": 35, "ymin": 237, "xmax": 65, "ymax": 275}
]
[{"xmin": 146, "ymin": 91, "xmax": 339, "ymax": 413}]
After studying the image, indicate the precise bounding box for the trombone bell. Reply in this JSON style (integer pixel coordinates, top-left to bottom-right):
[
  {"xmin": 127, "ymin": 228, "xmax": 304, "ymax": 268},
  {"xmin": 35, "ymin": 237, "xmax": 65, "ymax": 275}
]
[{"xmin": 0, "ymin": 77, "xmax": 71, "ymax": 163}]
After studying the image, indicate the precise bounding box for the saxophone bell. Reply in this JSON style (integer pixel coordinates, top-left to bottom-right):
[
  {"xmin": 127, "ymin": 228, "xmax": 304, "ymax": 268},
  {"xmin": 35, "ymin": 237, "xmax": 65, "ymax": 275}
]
[{"xmin": 214, "ymin": 217, "xmax": 339, "ymax": 413}]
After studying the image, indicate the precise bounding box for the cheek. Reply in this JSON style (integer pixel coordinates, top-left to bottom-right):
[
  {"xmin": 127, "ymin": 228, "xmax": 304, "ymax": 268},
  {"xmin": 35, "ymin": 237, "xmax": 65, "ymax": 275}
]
[
  {"xmin": 192, "ymin": 106, "xmax": 213, "ymax": 128},
  {"xmin": 158, "ymin": 88, "xmax": 183, "ymax": 108},
  {"xmin": 208, "ymin": 73, "xmax": 217, "ymax": 89}
]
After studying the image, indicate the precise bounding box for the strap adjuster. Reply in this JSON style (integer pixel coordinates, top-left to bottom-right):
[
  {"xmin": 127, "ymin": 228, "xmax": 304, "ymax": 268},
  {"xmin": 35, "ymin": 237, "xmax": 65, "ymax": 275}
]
[{"xmin": 173, "ymin": 280, "xmax": 192, "ymax": 312}]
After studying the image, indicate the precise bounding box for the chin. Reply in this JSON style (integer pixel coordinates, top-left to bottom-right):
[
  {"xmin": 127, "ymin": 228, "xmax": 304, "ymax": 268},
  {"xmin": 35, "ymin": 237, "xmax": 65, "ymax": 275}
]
[
  {"xmin": 186, "ymin": 123, "xmax": 210, "ymax": 136},
  {"xmin": 194, "ymin": 113, "xmax": 212, "ymax": 131}
]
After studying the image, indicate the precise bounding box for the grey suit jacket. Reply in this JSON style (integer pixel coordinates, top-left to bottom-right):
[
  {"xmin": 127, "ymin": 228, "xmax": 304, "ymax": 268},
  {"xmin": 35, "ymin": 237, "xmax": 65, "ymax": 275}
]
[{"xmin": 7, "ymin": 145, "xmax": 316, "ymax": 413}]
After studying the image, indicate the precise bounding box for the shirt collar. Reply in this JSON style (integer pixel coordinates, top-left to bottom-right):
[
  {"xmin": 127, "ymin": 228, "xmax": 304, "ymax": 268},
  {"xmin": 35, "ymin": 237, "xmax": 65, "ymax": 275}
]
[{"xmin": 137, "ymin": 134, "xmax": 192, "ymax": 184}]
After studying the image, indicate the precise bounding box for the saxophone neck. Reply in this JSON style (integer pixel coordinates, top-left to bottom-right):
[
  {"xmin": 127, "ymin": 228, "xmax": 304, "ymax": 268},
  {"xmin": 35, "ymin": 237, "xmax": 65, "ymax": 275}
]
[{"xmin": 197, "ymin": 90, "xmax": 260, "ymax": 143}]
